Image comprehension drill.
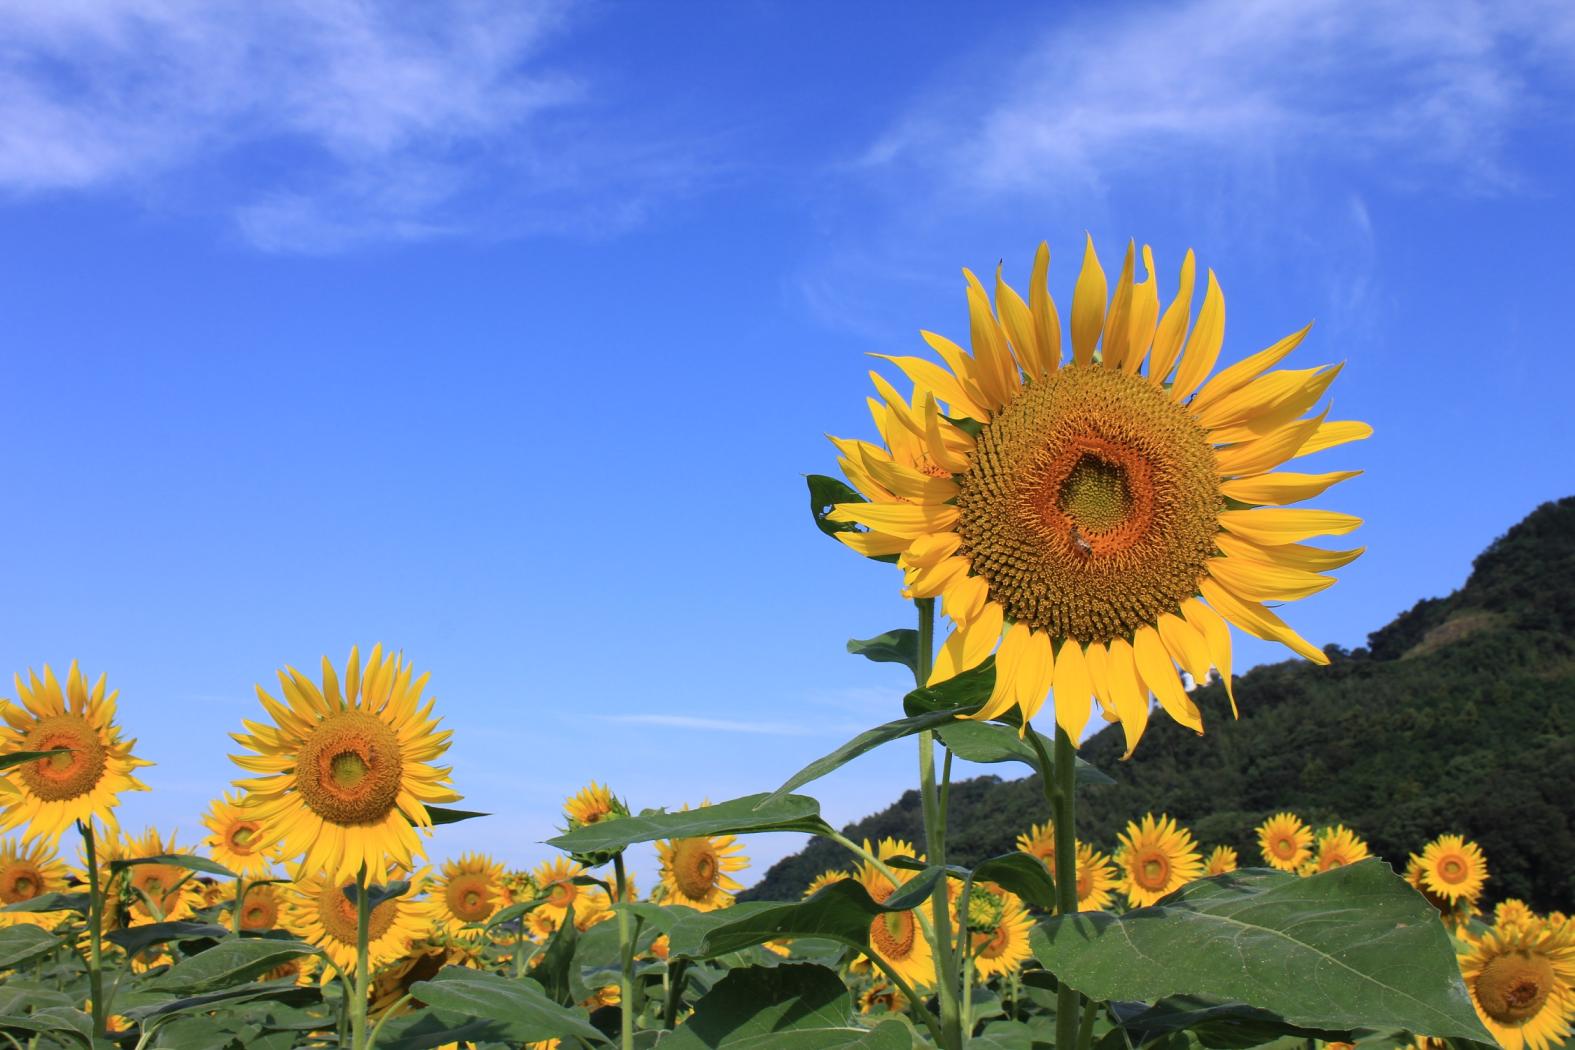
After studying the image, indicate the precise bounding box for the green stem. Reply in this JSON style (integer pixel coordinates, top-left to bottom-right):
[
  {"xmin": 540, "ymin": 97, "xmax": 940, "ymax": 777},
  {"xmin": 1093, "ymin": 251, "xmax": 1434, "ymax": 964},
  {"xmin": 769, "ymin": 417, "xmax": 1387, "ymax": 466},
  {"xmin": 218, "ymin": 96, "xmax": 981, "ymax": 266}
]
[
  {"xmin": 614, "ymin": 853, "xmax": 636, "ymax": 1050},
  {"xmin": 232, "ymin": 877, "xmax": 247, "ymax": 937},
  {"xmin": 960, "ymin": 955, "xmax": 976, "ymax": 1037},
  {"xmin": 663, "ymin": 957, "xmax": 689, "ymax": 1029},
  {"xmin": 867, "ymin": 951, "xmax": 945, "ymax": 1047},
  {"xmin": 79, "ymin": 821, "xmax": 106, "ymax": 1040},
  {"xmin": 914, "ymin": 597, "xmax": 962, "ymax": 1050},
  {"xmin": 350, "ymin": 865, "xmax": 372, "ymax": 1050},
  {"xmin": 1030, "ymin": 723, "xmax": 1082, "ymax": 1050},
  {"xmin": 1076, "ymin": 995, "xmax": 1099, "ymax": 1050},
  {"xmin": 366, "ymin": 993, "xmax": 413, "ymax": 1050}
]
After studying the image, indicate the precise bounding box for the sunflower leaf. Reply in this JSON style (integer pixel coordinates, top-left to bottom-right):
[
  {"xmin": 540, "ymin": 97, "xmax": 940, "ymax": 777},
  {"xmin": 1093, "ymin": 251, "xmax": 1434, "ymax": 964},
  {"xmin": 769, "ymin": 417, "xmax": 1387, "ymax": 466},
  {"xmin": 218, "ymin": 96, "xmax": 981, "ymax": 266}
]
[
  {"xmin": 109, "ymin": 853, "xmax": 238, "ymax": 879},
  {"xmin": 903, "ymin": 657, "xmax": 995, "ymax": 715},
  {"xmin": 405, "ymin": 966, "xmax": 607, "ymax": 1045},
  {"xmin": 138, "ymin": 937, "xmax": 318, "ymax": 994},
  {"xmin": 547, "ymin": 793, "xmax": 833, "ymax": 855},
  {"xmin": 107, "ymin": 921, "xmax": 231, "ymax": 958},
  {"xmin": 846, "ymin": 630, "xmax": 920, "ymax": 675},
  {"xmin": 485, "ymin": 893, "xmax": 551, "ymax": 930},
  {"xmin": 759, "ymin": 710, "xmax": 961, "ymax": 809},
  {"xmin": 806, "ymin": 475, "xmax": 898, "ymax": 563},
  {"xmin": 971, "ymin": 852, "xmax": 1058, "ymax": 911},
  {"xmin": 1107, "ymin": 995, "xmax": 1358, "ymax": 1048},
  {"xmin": 424, "ymin": 805, "xmax": 489, "ymax": 826},
  {"xmin": 534, "ymin": 903, "xmax": 579, "ymax": 1005},
  {"xmin": 0, "ymin": 748, "xmax": 69, "ymax": 771},
  {"xmin": 343, "ymin": 880, "xmax": 410, "ymax": 908},
  {"xmin": 0, "ymin": 925, "xmax": 62, "ymax": 968},
  {"xmin": 658, "ymin": 963, "xmax": 910, "ymax": 1049},
  {"xmin": 1031, "ymin": 861, "xmax": 1492, "ymax": 1040},
  {"xmin": 935, "ymin": 720, "xmax": 1114, "ymax": 785},
  {"xmin": 1, "ymin": 891, "xmax": 89, "ymax": 913}
]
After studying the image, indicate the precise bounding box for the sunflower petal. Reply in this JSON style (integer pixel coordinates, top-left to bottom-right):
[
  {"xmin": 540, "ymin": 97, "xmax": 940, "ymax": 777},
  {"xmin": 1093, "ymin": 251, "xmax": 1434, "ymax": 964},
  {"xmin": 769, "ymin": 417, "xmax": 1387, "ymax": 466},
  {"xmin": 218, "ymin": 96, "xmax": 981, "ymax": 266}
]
[
  {"xmin": 1029, "ymin": 242, "xmax": 1063, "ymax": 373},
  {"xmin": 1220, "ymin": 470, "xmax": 1361, "ymax": 506},
  {"xmin": 1190, "ymin": 323, "xmax": 1312, "ymax": 415},
  {"xmin": 870, "ymin": 354, "xmax": 988, "ymax": 422},
  {"xmin": 1070, "ymin": 234, "xmax": 1108, "ymax": 366},
  {"xmin": 1215, "ymin": 533, "xmax": 1365, "ymax": 572},
  {"xmin": 964, "ymin": 272, "xmax": 1019, "ymax": 411},
  {"xmin": 996, "ymin": 265, "xmax": 1047, "ymax": 381},
  {"xmin": 1171, "ymin": 269, "xmax": 1224, "ymax": 401},
  {"xmin": 1122, "ymin": 246, "xmax": 1161, "ymax": 375},
  {"xmin": 1015, "ymin": 628, "xmax": 1056, "ymax": 726},
  {"xmin": 1052, "ymin": 639, "xmax": 1092, "ymax": 742},
  {"xmin": 930, "ymin": 603, "xmax": 1004, "ymax": 685},
  {"xmin": 1213, "ymin": 407, "xmax": 1330, "ymax": 477},
  {"xmin": 825, "ymin": 501, "xmax": 959, "ymax": 538},
  {"xmin": 1134, "ymin": 626, "xmax": 1202, "ymax": 733},
  {"xmin": 1205, "ymin": 554, "xmax": 1335, "ymax": 602},
  {"xmin": 1148, "ymin": 249, "xmax": 1195, "ymax": 385},
  {"xmin": 1181, "ymin": 599, "xmax": 1236, "ymax": 716},
  {"xmin": 1218, "ymin": 507, "xmax": 1362, "ymax": 545},
  {"xmin": 1199, "ymin": 578, "xmax": 1329, "ymax": 665},
  {"xmin": 1295, "ymin": 419, "xmax": 1373, "ymax": 458},
  {"xmin": 1104, "ymin": 638, "xmax": 1150, "ymax": 758},
  {"xmin": 1101, "ymin": 240, "xmax": 1137, "ymax": 370}
]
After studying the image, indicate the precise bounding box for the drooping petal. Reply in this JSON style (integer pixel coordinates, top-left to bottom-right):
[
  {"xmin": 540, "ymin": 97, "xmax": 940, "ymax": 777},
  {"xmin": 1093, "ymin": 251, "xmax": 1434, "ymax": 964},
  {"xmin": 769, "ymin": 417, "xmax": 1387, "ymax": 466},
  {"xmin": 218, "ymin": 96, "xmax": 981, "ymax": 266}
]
[
  {"xmin": 1104, "ymin": 638, "xmax": 1150, "ymax": 758},
  {"xmin": 1133, "ymin": 626, "xmax": 1202, "ymax": 733},
  {"xmin": 1199, "ymin": 578, "xmax": 1329, "ymax": 665},
  {"xmin": 1052, "ymin": 639, "xmax": 1093, "ymax": 742},
  {"xmin": 929, "ymin": 603, "xmax": 1005, "ymax": 685},
  {"xmin": 1181, "ymin": 599, "xmax": 1236, "ymax": 715},
  {"xmin": 825, "ymin": 501, "xmax": 959, "ymax": 538},
  {"xmin": 1205, "ymin": 555, "xmax": 1336, "ymax": 603}
]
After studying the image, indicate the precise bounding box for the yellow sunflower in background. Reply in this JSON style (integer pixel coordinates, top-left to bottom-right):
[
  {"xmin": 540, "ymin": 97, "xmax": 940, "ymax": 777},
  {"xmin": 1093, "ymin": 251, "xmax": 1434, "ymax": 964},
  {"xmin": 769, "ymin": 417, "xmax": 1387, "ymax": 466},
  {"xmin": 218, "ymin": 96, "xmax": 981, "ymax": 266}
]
[
  {"xmin": 1497, "ymin": 900, "xmax": 1538, "ymax": 933},
  {"xmin": 526, "ymin": 904, "xmax": 560, "ymax": 943},
  {"xmin": 230, "ymin": 645, "xmax": 460, "ymax": 883},
  {"xmin": 1458, "ymin": 920, "xmax": 1575, "ymax": 1050},
  {"xmin": 236, "ymin": 882, "xmax": 286, "ymax": 933},
  {"xmin": 532, "ymin": 857, "xmax": 588, "ymax": 923},
  {"xmin": 1203, "ymin": 845, "xmax": 1239, "ymax": 876},
  {"xmin": 0, "ymin": 838, "xmax": 70, "ymax": 928},
  {"xmin": 563, "ymin": 782, "xmax": 625, "ymax": 828},
  {"xmin": 1256, "ymin": 812, "xmax": 1314, "ymax": 871},
  {"xmin": 1309, "ymin": 826, "xmax": 1370, "ymax": 873},
  {"xmin": 856, "ymin": 838, "xmax": 934, "ymax": 988},
  {"xmin": 1074, "ymin": 842, "xmax": 1119, "ymax": 912},
  {"xmin": 287, "ymin": 866, "xmax": 435, "ymax": 978},
  {"xmin": 119, "ymin": 827, "xmax": 203, "ymax": 923},
  {"xmin": 1419, "ymin": 834, "xmax": 1488, "ymax": 903},
  {"xmin": 1015, "ymin": 821, "xmax": 1055, "ymax": 870},
  {"xmin": 968, "ymin": 883, "xmax": 1034, "ymax": 980},
  {"xmin": 804, "ymin": 869, "xmax": 851, "ymax": 898},
  {"xmin": 860, "ymin": 981, "xmax": 909, "ymax": 1015},
  {"xmin": 202, "ymin": 791, "xmax": 277, "ymax": 879},
  {"xmin": 827, "ymin": 238, "xmax": 1367, "ymax": 752},
  {"xmin": 1405, "ymin": 856, "xmax": 1474, "ymax": 930},
  {"xmin": 1117, "ymin": 814, "xmax": 1204, "ymax": 907},
  {"xmin": 0, "ymin": 662, "xmax": 152, "ymax": 845},
  {"xmin": 432, "ymin": 852, "xmax": 508, "ymax": 933},
  {"xmin": 656, "ymin": 815, "xmax": 749, "ymax": 912}
]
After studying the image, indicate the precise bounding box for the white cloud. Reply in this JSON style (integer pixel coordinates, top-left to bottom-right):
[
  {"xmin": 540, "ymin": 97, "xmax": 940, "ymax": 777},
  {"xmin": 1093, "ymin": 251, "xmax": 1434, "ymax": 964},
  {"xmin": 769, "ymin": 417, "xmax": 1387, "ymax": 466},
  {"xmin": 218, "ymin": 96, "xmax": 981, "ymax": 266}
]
[{"xmin": 0, "ymin": 0, "xmax": 704, "ymax": 250}]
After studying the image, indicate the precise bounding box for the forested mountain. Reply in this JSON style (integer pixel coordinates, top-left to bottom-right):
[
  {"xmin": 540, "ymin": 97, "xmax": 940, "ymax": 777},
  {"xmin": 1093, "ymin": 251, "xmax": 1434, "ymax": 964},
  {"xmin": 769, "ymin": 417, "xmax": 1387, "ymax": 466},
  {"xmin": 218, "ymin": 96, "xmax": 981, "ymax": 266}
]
[{"xmin": 744, "ymin": 497, "xmax": 1575, "ymax": 911}]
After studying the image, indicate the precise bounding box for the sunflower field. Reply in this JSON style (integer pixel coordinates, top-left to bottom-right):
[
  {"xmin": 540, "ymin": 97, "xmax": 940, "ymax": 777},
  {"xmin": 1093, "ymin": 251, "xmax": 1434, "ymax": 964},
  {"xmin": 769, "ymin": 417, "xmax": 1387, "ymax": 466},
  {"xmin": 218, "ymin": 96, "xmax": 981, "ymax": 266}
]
[{"xmin": 2, "ymin": 239, "xmax": 1570, "ymax": 1050}]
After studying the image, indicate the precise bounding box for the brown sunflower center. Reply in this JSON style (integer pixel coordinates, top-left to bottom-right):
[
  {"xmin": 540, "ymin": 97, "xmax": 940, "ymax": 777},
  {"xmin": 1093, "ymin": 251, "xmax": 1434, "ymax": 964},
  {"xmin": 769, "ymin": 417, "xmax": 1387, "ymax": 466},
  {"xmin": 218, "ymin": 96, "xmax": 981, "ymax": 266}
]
[
  {"xmin": 318, "ymin": 882, "xmax": 397, "ymax": 944},
  {"xmin": 870, "ymin": 909, "xmax": 917, "ymax": 958},
  {"xmin": 445, "ymin": 873, "xmax": 495, "ymax": 923},
  {"xmin": 672, "ymin": 839, "xmax": 720, "ymax": 901},
  {"xmin": 18, "ymin": 715, "xmax": 108, "ymax": 802},
  {"xmin": 1271, "ymin": 835, "xmax": 1298, "ymax": 860},
  {"xmin": 0, "ymin": 863, "xmax": 44, "ymax": 903},
  {"xmin": 130, "ymin": 866, "xmax": 184, "ymax": 916},
  {"xmin": 955, "ymin": 365, "xmax": 1221, "ymax": 644},
  {"xmin": 240, "ymin": 889, "xmax": 279, "ymax": 931},
  {"xmin": 1076, "ymin": 868, "xmax": 1093, "ymax": 902},
  {"xmin": 1134, "ymin": 850, "xmax": 1171, "ymax": 892},
  {"xmin": 1319, "ymin": 851, "xmax": 1349, "ymax": 872},
  {"xmin": 226, "ymin": 821, "xmax": 261, "ymax": 853},
  {"xmin": 972, "ymin": 923, "xmax": 1011, "ymax": 960},
  {"xmin": 1438, "ymin": 856, "xmax": 1467, "ymax": 884},
  {"xmin": 295, "ymin": 712, "xmax": 404, "ymax": 826},
  {"xmin": 547, "ymin": 880, "xmax": 577, "ymax": 909},
  {"xmin": 1477, "ymin": 952, "xmax": 1554, "ymax": 1024}
]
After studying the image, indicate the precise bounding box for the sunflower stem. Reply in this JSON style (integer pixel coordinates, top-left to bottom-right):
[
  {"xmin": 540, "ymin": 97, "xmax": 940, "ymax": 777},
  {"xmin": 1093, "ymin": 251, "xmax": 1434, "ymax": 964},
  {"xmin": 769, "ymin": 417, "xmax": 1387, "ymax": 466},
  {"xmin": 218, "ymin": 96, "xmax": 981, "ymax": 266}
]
[
  {"xmin": 232, "ymin": 877, "xmax": 246, "ymax": 937},
  {"xmin": 1042, "ymin": 724, "xmax": 1082, "ymax": 1050},
  {"xmin": 350, "ymin": 864, "xmax": 372, "ymax": 1050},
  {"xmin": 613, "ymin": 852, "xmax": 636, "ymax": 1050},
  {"xmin": 79, "ymin": 820, "xmax": 106, "ymax": 1041},
  {"xmin": 913, "ymin": 597, "xmax": 963, "ymax": 1050},
  {"xmin": 867, "ymin": 950, "xmax": 946, "ymax": 1047}
]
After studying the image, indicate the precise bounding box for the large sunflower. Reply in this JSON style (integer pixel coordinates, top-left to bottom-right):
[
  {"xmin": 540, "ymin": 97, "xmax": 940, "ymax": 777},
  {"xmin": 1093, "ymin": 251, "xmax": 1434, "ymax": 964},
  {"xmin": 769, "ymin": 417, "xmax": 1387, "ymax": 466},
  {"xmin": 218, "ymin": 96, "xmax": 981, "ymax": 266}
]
[
  {"xmin": 968, "ymin": 883, "xmax": 1034, "ymax": 980},
  {"xmin": 1117, "ymin": 813, "xmax": 1204, "ymax": 907},
  {"xmin": 1419, "ymin": 834, "xmax": 1488, "ymax": 904},
  {"xmin": 432, "ymin": 852, "xmax": 508, "ymax": 933},
  {"xmin": 1256, "ymin": 812, "xmax": 1313, "ymax": 872},
  {"xmin": 0, "ymin": 663, "xmax": 151, "ymax": 845},
  {"xmin": 230, "ymin": 645, "xmax": 460, "ymax": 883},
  {"xmin": 0, "ymin": 837, "xmax": 70, "ymax": 928},
  {"xmin": 826, "ymin": 239, "xmax": 1367, "ymax": 752},
  {"xmin": 202, "ymin": 791, "xmax": 277, "ymax": 879},
  {"xmin": 856, "ymin": 838, "xmax": 935, "ymax": 988},
  {"xmin": 287, "ymin": 865, "xmax": 435, "ymax": 978},
  {"xmin": 1458, "ymin": 920, "xmax": 1575, "ymax": 1050},
  {"xmin": 1074, "ymin": 842, "xmax": 1119, "ymax": 912},
  {"xmin": 656, "ymin": 825, "xmax": 748, "ymax": 912}
]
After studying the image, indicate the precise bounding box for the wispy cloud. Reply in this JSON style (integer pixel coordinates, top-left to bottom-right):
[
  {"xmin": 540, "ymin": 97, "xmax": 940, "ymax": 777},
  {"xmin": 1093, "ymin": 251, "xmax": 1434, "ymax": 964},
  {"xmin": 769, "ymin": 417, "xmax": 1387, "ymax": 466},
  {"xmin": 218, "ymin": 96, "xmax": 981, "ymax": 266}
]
[
  {"xmin": 0, "ymin": 1, "xmax": 710, "ymax": 250},
  {"xmin": 597, "ymin": 714, "xmax": 837, "ymax": 737}
]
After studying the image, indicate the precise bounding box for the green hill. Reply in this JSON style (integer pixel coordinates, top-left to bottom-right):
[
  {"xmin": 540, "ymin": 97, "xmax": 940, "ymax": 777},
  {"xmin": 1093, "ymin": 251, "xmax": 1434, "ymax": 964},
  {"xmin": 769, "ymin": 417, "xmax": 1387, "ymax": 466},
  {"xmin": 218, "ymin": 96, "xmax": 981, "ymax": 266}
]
[{"xmin": 744, "ymin": 496, "xmax": 1575, "ymax": 911}]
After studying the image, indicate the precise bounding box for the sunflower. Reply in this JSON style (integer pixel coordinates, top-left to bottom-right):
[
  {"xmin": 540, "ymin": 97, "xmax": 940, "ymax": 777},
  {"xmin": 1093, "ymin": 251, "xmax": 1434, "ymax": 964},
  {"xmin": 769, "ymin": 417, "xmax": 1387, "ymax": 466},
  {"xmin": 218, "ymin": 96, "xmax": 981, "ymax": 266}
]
[
  {"xmin": 1458, "ymin": 920, "xmax": 1575, "ymax": 1050},
  {"xmin": 235, "ymin": 882, "xmax": 285, "ymax": 933},
  {"xmin": 526, "ymin": 904, "xmax": 560, "ymax": 942},
  {"xmin": 968, "ymin": 884, "xmax": 1034, "ymax": 980},
  {"xmin": 1074, "ymin": 842, "xmax": 1119, "ymax": 912},
  {"xmin": 432, "ymin": 852, "xmax": 508, "ymax": 933},
  {"xmin": 287, "ymin": 866, "xmax": 435, "ymax": 978},
  {"xmin": 1015, "ymin": 821, "xmax": 1056, "ymax": 870},
  {"xmin": 1405, "ymin": 856, "xmax": 1474, "ymax": 931},
  {"xmin": 1117, "ymin": 814, "xmax": 1204, "ymax": 907},
  {"xmin": 804, "ymin": 869, "xmax": 852, "ymax": 898},
  {"xmin": 1256, "ymin": 812, "xmax": 1313, "ymax": 872},
  {"xmin": 563, "ymin": 782, "xmax": 625, "ymax": 829},
  {"xmin": 856, "ymin": 838, "xmax": 935, "ymax": 988},
  {"xmin": 656, "ymin": 815, "xmax": 748, "ymax": 912},
  {"xmin": 118, "ymin": 827, "xmax": 203, "ymax": 923},
  {"xmin": 649, "ymin": 934, "xmax": 670, "ymax": 961},
  {"xmin": 1203, "ymin": 845, "xmax": 1239, "ymax": 876},
  {"xmin": 532, "ymin": 857, "xmax": 588, "ymax": 922},
  {"xmin": 1498, "ymin": 900, "xmax": 1539, "ymax": 933},
  {"xmin": 1309, "ymin": 826, "xmax": 1370, "ymax": 873},
  {"xmin": 1419, "ymin": 834, "xmax": 1488, "ymax": 904},
  {"xmin": 230, "ymin": 645, "xmax": 460, "ymax": 884},
  {"xmin": 0, "ymin": 838, "xmax": 70, "ymax": 929},
  {"xmin": 202, "ymin": 791, "xmax": 277, "ymax": 879},
  {"xmin": 0, "ymin": 663, "xmax": 152, "ymax": 845},
  {"xmin": 860, "ymin": 981, "xmax": 910, "ymax": 1014},
  {"xmin": 826, "ymin": 239, "xmax": 1367, "ymax": 752}
]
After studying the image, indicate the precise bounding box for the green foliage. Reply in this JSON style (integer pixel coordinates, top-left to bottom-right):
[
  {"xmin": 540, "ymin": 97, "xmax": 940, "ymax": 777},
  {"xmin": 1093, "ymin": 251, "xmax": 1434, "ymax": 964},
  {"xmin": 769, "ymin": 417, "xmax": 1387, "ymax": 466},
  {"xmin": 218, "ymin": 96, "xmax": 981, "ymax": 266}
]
[
  {"xmin": 406, "ymin": 965, "xmax": 608, "ymax": 1045},
  {"xmin": 658, "ymin": 963, "xmax": 910, "ymax": 1048},
  {"xmin": 547, "ymin": 793, "xmax": 834, "ymax": 856}
]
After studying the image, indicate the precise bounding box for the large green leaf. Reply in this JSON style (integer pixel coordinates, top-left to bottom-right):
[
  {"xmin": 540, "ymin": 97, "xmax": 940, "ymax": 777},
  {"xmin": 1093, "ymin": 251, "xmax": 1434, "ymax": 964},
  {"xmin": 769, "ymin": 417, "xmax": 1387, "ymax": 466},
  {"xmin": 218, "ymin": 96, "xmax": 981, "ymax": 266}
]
[
  {"xmin": 666, "ymin": 868, "xmax": 943, "ymax": 960},
  {"xmin": 935, "ymin": 721, "xmax": 1114, "ymax": 785},
  {"xmin": 1032, "ymin": 862, "xmax": 1490, "ymax": 1040},
  {"xmin": 0, "ymin": 749, "xmax": 68, "ymax": 771},
  {"xmin": 903, "ymin": 658, "xmax": 995, "ymax": 715},
  {"xmin": 117, "ymin": 979, "xmax": 319, "ymax": 1023},
  {"xmin": 760, "ymin": 710, "xmax": 961, "ymax": 808},
  {"xmin": 408, "ymin": 966, "xmax": 607, "ymax": 1044},
  {"xmin": 424, "ymin": 805, "xmax": 489, "ymax": 826},
  {"xmin": 107, "ymin": 920, "xmax": 229, "ymax": 957},
  {"xmin": 547, "ymin": 794, "xmax": 832, "ymax": 855},
  {"xmin": 657, "ymin": 963, "xmax": 911, "ymax": 1049},
  {"xmin": 110, "ymin": 853, "xmax": 237, "ymax": 879},
  {"xmin": 846, "ymin": 630, "xmax": 920, "ymax": 676},
  {"xmin": 971, "ymin": 852, "xmax": 1058, "ymax": 911},
  {"xmin": 0, "ymin": 925, "xmax": 60, "ymax": 968},
  {"xmin": 0, "ymin": 890, "xmax": 89, "ymax": 913},
  {"xmin": 1108, "ymin": 996, "xmax": 1358, "ymax": 1049},
  {"xmin": 806, "ymin": 477, "xmax": 896, "ymax": 563},
  {"xmin": 0, "ymin": 1007, "xmax": 93, "ymax": 1046},
  {"xmin": 139, "ymin": 937, "xmax": 318, "ymax": 994}
]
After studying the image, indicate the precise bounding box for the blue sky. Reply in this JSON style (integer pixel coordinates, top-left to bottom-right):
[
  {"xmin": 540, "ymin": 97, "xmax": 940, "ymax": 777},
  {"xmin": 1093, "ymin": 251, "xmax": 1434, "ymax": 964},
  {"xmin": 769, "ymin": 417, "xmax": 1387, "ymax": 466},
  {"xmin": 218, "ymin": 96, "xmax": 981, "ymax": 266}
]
[{"xmin": 2, "ymin": 1, "xmax": 1573, "ymax": 884}]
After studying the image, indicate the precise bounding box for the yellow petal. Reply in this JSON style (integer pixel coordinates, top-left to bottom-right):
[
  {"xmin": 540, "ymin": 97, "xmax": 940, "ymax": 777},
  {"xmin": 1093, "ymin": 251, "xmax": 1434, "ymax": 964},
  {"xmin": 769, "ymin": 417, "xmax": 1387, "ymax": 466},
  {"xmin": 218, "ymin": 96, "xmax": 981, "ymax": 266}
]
[
  {"xmin": 1205, "ymin": 555, "xmax": 1335, "ymax": 603},
  {"xmin": 922, "ymin": 393, "xmax": 974, "ymax": 474},
  {"xmin": 1218, "ymin": 507, "xmax": 1362, "ymax": 545},
  {"xmin": 831, "ymin": 437, "xmax": 895, "ymax": 502},
  {"xmin": 1190, "ymin": 323, "xmax": 1312, "ymax": 415},
  {"xmin": 995, "ymin": 265, "xmax": 1046, "ymax": 381},
  {"xmin": 836, "ymin": 530, "xmax": 913, "ymax": 558},
  {"xmin": 964, "ymin": 272, "xmax": 1019, "ymax": 411},
  {"xmin": 920, "ymin": 330, "xmax": 993, "ymax": 419},
  {"xmin": 942, "ymin": 573, "xmax": 990, "ymax": 628},
  {"xmin": 900, "ymin": 531, "xmax": 962, "ymax": 570},
  {"xmin": 930, "ymin": 603, "xmax": 1004, "ymax": 685},
  {"xmin": 1105, "ymin": 637, "xmax": 1150, "ymax": 758},
  {"xmin": 1052, "ymin": 639, "xmax": 1092, "ymax": 742},
  {"xmin": 1029, "ymin": 242, "xmax": 1062, "ymax": 374},
  {"xmin": 1213, "ymin": 407, "xmax": 1330, "ymax": 477},
  {"xmin": 1134, "ymin": 625, "xmax": 1202, "ymax": 733},
  {"xmin": 977, "ymin": 621, "xmax": 1032, "ymax": 721},
  {"xmin": 1122, "ymin": 245, "xmax": 1160, "ymax": 375},
  {"xmin": 1070, "ymin": 233, "xmax": 1107, "ymax": 366},
  {"xmin": 1148, "ymin": 249, "xmax": 1195, "ymax": 386},
  {"xmin": 1016, "ymin": 628, "xmax": 1056, "ymax": 725},
  {"xmin": 1171, "ymin": 269, "xmax": 1223, "ymax": 401},
  {"xmin": 858, "ymin": 445, "xmax": 959, "ymax": 503},
  {"xmin": 1084, "ymin": 641, "xmax": 1115, "ymax": 720},
  {"xmin": 1181, "ymin": 599, "xmax": 1236, "ymax": 716},
  {"xmin": 1295, "ymin": 420, "xmax": 1373, "ymax": 458},
  {"xmin": 903, "ymin": 555, "xmax": 971, "ymax": 599},
  {"xmin": 1220, "ymin": 470, "xmax": 1361, "ymax": 506},
  {"xmin": 1156, "ymin": 613, "xmax": 1211, "ymax": 686},
  {"xmin": 825, "ymin": 501, "xmax": 959, "ymax": 538},
  {"xmin": 1215, "ymin": 532, "xmax": 1365, "ymax": 572},
  {"xmin": 870, "ymin": 354, "xmax": 987, "ymax": 422},
  {"xmin": 1100, "ymin": 240, "xmax": 1137, "ymax": 370},
  {"xmin": 1199, "ymin": 578, "xmax": 1328, "ymax": 665},
  {"xmin": 1204, "ymin": 364, "xmax": 1344, "ymax": 442}
]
